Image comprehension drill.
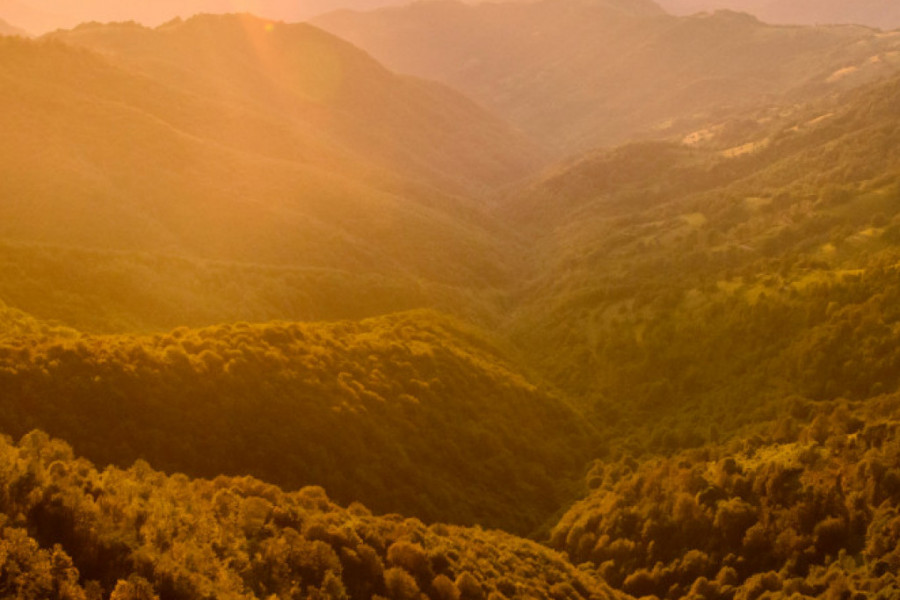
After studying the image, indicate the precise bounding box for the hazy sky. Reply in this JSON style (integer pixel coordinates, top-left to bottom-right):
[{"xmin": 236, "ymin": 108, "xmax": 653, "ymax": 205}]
[
  {"xmin": 0, "ymin": 0, "xmax": 401, "ymax": 33},
  {"xmin": 3, "ymin": 0, "xmax": 900, "ymax": 34}
]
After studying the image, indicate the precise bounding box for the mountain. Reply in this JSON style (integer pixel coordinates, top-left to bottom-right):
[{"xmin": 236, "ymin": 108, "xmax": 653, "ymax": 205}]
[
  {"xmin": 6, "ymin": 4, "xmax": 900, "ymax": 600},
  {"xmin": 0, "ymin": 16, "xmax": 541, "ymax": 332},
  {"xmin": 0, "ymin": 430, "xmax": 631, "ymax": 600},
  {"xmin": 313, "ymin": 0, "xmax": 900, "ymax": 154},
  {"xmin": 43, "ymin": 14, "xmax": 540, "ymax": 195},
  {"xmin": 658, "ymin": 0, "xmax": 900, "ymax": 30}
]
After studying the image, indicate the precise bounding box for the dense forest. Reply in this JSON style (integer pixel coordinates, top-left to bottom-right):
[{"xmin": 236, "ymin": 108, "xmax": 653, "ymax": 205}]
[
  {"xmin": 4, "ymin": 1, "xmax": 900, "ymax": 599},
  {"xmin": 0, "ymin": 431, "xmax": 629, "ymax": 600},
  {"xmin": 0, "ymin": 307, "xmax": 593, "ymax": 535}
]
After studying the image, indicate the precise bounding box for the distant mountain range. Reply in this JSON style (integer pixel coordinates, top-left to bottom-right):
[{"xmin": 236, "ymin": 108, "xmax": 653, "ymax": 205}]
[
  {"xmin": 5, "ymin": 0, "xmax": 900, "ymax": 34},
  {"xmin": 314, "ymin": 0, "xmax": 900, "ymax": 153},
  {"xmin": 0, "ymin": 0, "xmax": 411, "ymax": 33},
  {"xmin": 657, "ymin": 0, "xmax": 900, "ymax": 29}
]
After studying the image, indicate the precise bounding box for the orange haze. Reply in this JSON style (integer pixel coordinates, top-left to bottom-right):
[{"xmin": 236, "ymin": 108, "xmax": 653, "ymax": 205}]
[{"xmin": 0, "ymin": 0, "xmax": 401, "ymax": 33}]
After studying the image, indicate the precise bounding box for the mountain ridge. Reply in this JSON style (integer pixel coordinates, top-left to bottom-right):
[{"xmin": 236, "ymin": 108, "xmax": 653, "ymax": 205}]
[
  {"xmin": 658, "ymin": 0, "xmax": 900, "ymax": 29},
  {"xmin": 313, "ymin": 0, "xmax": 900, "ymax": 153}
]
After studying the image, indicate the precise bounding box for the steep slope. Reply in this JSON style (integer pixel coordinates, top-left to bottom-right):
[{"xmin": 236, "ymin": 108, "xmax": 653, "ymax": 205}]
[
  {"xmin": 0, "ymin": 310, "xmax": 593, "ymax": 534},
  {"xmin": 313, "ymin": 0, "xmax": 900, "ymax": 153},
  {"xmin": 0, "ymin": 430, "xmax": 631, "ymax": 600},
  {"xmin": 658, "ymin": 0, "xmax": 900, "ymax": 30}
]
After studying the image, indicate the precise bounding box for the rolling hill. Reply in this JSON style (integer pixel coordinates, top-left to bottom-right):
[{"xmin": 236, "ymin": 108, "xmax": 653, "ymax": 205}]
[{"xmin": 313, "ymin": 0, "xmax": 900, "ymax": 153}]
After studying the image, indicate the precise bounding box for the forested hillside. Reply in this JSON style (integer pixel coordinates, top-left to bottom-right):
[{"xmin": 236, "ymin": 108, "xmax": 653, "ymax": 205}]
[
  {"xmin": 500, "ymin": 71, "xmax": 900, "ymax": 454},
  {"xmin": 313, "ymin": 0, "xmax": 900, "ymax": 153},
  {"xmin": 0, "ymin": 430, "xmax": 630, "ymax": 600},
  {"xmin": 0, "ymin": 308, "xmax": 592, "ymax": 535},
  {"xmin": 0, "ymin": 20, "xmax": 535, "ymax": 273},
  {"xmin": 552, "ymin": 394, "xmax": 900, "ymax": 599},
  {"xmin": 0, "ymin": 19, "xmax": 538, "ymax": 333},
  {"xmin": 5, "ymin": 4, "xmax": 900, "ymax": 599}
]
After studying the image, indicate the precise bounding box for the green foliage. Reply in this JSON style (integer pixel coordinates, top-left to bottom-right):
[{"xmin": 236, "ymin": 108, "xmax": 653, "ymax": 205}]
[
  {"xmin": 500, "ymin": 71, "xmax": 900, "ymax": 455},
  {"xmin": 553, "ymin": 396, "xmax": 900, "ymax": 599},
  {"xmin": 0, "ymin": 310, "xmax": 590, "ymax": 534},
  {"xmin": 0, "ymin": 432, "xmax": 628, "ymax": 600},
  {"xmin": 8, "ymin": 10, "xmax": 900, "ymax": 600}
]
